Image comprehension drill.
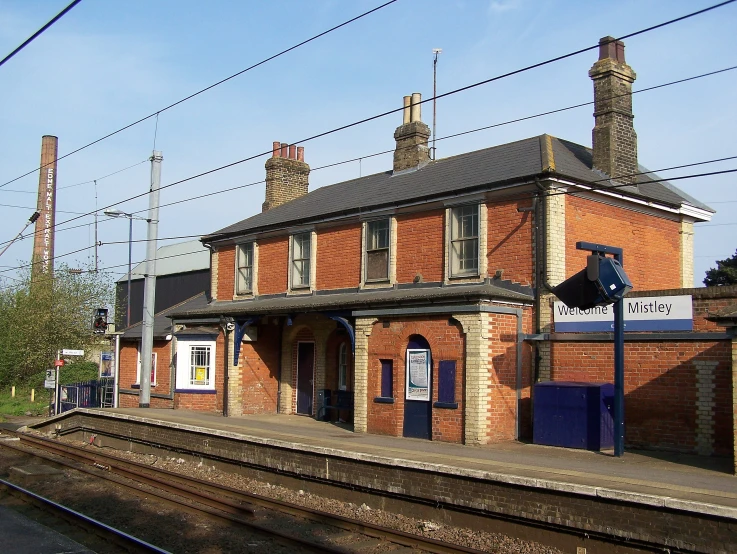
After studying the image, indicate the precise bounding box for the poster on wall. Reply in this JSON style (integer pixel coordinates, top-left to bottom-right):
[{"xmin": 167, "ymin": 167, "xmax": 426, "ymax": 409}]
[{"xmin": 406, "ymin": 349, "xmax": 430, "ymax": 401}]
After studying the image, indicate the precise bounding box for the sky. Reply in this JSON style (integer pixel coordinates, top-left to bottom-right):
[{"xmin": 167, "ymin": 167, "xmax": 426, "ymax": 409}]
[{"xmin": 0, "ymin": 0, "xmax": 735, "ymax": 299}]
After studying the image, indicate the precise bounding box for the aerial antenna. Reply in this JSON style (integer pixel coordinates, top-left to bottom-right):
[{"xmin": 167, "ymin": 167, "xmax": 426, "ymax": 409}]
[{"xmin": 432, "ymin": 48, "xmax": 442, "ymax": 160}]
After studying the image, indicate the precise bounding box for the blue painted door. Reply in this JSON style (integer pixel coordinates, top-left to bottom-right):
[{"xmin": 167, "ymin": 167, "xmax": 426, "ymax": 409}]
[
  {"xmin": 297, "ymin": 342, "xmax": 314, "ymax": 415},
  {"xmin": 403, "ymin": 336, "xmax": 432, "ymax": 439}
]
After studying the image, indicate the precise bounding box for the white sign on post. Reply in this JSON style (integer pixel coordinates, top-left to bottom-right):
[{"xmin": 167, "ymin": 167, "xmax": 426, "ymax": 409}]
[
  {"xmin": 62, "ymin": 349, "xmax": 84, "ymax": 356},
  {"xmin": 44, "ymin": 369, "xmax": 56, "ymax": 389}
]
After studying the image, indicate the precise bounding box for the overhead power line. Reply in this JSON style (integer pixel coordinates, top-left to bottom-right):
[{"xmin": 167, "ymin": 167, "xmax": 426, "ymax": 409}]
[
  {"xmin": 0, "ymin": 0, "xmax": 82, "ymax": 69},
  {"xmin": 0, "ymin": 0, "xmax": 399, "ymax": 190},
  {"xmin": 1, "ymin": 164, "xmax": 733, "ymax": 277},
  {"xmin": 41, "ymin": 0, "xmax": 737, "ymax": 231},
  {"xmin": 1, "ymin": 61, "xmax": 735, "ymax": 251}
]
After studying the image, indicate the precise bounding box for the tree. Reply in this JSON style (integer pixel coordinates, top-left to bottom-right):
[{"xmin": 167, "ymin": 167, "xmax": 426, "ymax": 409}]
[
  {"xmin": 0, "ymin": 264, "xmax": 113, "ymax": 388},
  {"xmin": 703, "ymin": 249, "xmax": 737, "ymax": 287}
]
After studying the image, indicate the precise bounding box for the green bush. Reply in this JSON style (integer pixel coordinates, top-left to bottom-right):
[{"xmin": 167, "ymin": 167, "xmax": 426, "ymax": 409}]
[{"xmin": 60, "ymin": 361, "xmax": 99, "ymax": 385}]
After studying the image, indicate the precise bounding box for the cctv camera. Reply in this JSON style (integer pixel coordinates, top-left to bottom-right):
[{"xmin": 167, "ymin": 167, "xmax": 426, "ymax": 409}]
[{"xmin": 226, "ymin": 322, "xmax": 235, "ymax": 331}]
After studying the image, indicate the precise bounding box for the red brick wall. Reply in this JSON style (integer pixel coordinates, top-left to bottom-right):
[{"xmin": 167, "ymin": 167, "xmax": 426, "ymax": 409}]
[
  {"xmin": 317, "ymin": 224, "xmax": 361, "ymax": 290},
  {"xmin": 217, "ymin": 246, "xmax": 235, "ymax": 299},
  {"xmin": 488, "ymin": 312, "xmax": 524, "ymax": 443},
  {"xmin": 549, "ymin": 289, "xmax": 735, "ymax": 455},
  {"xmin": 487, "ymin": 200, "xmax": 534, "ymax": 286},
  {"xmin": 367, "ymin": 317, "xmax": 465, "ymax": 443},
  {"xmin": 565, "ymin": 196, "xmax": 681, "ymax": 289},
  {"xmin": 396, "ymin": 210, "xmax": 445, "ymax": 284},
  {"xmin": 258, "ymin": 236, "xmax": 288, "ymax": 294},
  {"xmin": 239, "ymin": 321, "xmax": 281, "ymax": 414},
  {"xmin": 118, "ymin": 340, "xmax": 173, "ymax": 408}
]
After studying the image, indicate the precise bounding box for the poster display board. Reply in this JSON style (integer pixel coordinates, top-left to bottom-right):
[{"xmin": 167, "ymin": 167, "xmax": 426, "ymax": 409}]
[{"xmin": 406, "ymin": 349, "xmax": 431, "ymax": 401}]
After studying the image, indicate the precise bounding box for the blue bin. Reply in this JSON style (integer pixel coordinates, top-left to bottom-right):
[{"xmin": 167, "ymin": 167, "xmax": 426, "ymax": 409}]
[{"xmin": 533, "ymin": 382, "xmax": 614, "ymax": 450}]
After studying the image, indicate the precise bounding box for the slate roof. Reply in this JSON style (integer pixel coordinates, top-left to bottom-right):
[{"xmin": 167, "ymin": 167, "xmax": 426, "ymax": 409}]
[
  {"xmin": 170, "ymin": 281, "xmax": 534, "ymax": 320},
  {"xmin": 203, "ymin": 135, "xmax": 713, "ymax": 242},
  {"xmin": 121, "ymin": 292, "xmax": 209, "ymax": 339}
]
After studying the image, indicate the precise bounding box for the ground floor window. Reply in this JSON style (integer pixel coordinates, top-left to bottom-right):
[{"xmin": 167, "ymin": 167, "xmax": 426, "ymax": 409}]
[
  {"xmin": 176, "ymin": 338, "xmax": 216, "ymax": 391},
  {"xmin": 136, "ymin": 345, "xmax": 157, "ymax": 386}
]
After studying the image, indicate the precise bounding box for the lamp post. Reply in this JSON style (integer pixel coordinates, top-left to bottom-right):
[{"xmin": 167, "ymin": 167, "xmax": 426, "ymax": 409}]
[{"xmin": 104, "ymin": 209, "xmax": 144, "ymax": 328}]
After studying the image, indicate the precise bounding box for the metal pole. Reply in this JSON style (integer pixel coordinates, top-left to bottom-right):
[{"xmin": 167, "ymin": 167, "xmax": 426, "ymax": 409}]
[
  {"xmin": 432, "ymin": 49, "xmax": 441, "ymax": 160},
  {"xmin": 613, "ymin": 250, "xmax": 625, "ymax": 457},
  {"xmin": 54, "ymin": 350, "xmax": 61, "ymax": 416},
  {"xmin": 139, "ymin": 151, "xmax": 162, "ymax": 408},
  {"xmin": 127, "ymin": 216, "xmax": 132, "ymax": 328}
]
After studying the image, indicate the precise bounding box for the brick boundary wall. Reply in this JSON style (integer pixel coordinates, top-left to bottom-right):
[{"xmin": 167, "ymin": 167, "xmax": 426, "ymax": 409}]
[{"xmin": 41, "ymin": 412, "xmax": 737, "ymax": 553}]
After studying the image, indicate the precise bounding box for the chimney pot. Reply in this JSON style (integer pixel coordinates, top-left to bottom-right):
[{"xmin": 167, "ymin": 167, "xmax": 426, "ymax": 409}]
[
  {"xmin": 402, "ymin": 96, "xmax": 411, "ymax": 124},
  {"xmin": 598, "ymin": 36, "xmax": 625, "ymax": 63},
  {"xmin": 410, "ymin": 93, "xmax": 421, "ymax": 123},
  {"xmin": 297, "ymin": 146, "xmax": 304, "ymax": 161},
  {"xmin": 272, "ymin": 141, "xmax": 281, "ymax": 157},
  {"xmin": 280, "ymin": 143, "xmax": 288, "ymax": 158},
  {"xmin": 288, "ymin": 144, "xmax": 296, "ymax": 160}
]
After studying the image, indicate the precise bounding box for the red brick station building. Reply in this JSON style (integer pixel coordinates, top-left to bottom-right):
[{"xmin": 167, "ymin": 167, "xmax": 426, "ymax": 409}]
[{"xmin": 117, "ymin": 38, "xmax": 737, "ymax": 465}]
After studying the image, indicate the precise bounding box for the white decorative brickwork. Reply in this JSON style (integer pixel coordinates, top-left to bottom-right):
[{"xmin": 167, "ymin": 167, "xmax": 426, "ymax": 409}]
[
  {"xmin": 227, "ymin": 330, "xmax": 243, "ymax": 417},
  {"xmin": 210, "ymin": 250, "xmax": 218, "ymax": 301},
  {"xmin": 455, "ymin": 312, "xmax": 491, "ymax": 444},
  {"xmin": 680, "ymin": 220, "xmax": 694, "ymax": 288},
  {"xmin": 353, "ymin": 317, "xmax": 378, "ymax": 433},
  {"xmin": 695, "ymin": 360, "xmax": 718, "ymax": 456}
]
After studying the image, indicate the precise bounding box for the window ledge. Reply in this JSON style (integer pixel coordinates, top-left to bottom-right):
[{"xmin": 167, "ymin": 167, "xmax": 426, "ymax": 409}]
[
  {"xmin": 433, "ymin": 401, "xmax": 458, "ymax": 409},
  {"xmin": 175, "ymin": 388, "xmax": 216, "ymax": 394},
  {"xmin": 131, "ymin": 384, "xmax": 157, "ymax": 389},
  {"xmin": 373, "ymin": 397, "xmax": 395, "ymax": 404}
]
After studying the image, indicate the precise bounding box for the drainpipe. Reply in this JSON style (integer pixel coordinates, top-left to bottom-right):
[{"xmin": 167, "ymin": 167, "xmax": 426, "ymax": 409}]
[
  {"xmin": 220, "ymin": 317, "xmax": 233, "ymax": 417},
  {"xmin": 113, "ymin": 334, "xmax": 120, "ymax": 408},
  {"xmin": 276, "ymin": 317, "xmax": 284, "ymax": 413}
]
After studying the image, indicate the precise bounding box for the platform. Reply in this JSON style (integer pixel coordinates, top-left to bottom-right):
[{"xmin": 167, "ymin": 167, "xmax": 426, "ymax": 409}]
[{"xmin": 27, "ymin": 408, "xmax": 737, "ymax": 552}]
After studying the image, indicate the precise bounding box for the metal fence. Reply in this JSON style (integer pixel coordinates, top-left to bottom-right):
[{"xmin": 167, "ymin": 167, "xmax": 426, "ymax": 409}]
[{"xmin": 54, "ymin": 378, "xmax": 114, "ymax": 414}]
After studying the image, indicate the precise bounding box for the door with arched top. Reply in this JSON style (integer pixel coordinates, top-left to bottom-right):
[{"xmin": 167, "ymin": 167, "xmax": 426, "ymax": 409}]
[{"xmin": 403, "ymin": 335, "xmax": 432, "ymax": 439}]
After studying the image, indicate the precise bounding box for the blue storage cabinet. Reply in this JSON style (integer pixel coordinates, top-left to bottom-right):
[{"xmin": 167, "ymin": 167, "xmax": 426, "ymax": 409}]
[{"xmin": 533, "ymin": 382, "xmax": 614, "ymax": 450}]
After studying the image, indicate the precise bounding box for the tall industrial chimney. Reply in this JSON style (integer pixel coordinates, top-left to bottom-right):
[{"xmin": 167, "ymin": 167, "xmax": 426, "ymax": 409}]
[{"xmin": 31, "ymin": 135, "xmax": 58, "ymax": 279}]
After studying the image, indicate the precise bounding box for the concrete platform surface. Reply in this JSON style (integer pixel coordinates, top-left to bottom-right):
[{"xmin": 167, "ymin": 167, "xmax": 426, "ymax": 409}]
[
  {"xmin": 0, "ymin": 505, "xmax": 94, "ymax": 554},
  {"xmin": 38, "ymin": 408, "xmax": 737, "ymax": 517}
]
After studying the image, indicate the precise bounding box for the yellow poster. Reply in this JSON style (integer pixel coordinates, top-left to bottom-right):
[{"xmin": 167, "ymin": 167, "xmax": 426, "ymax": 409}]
[{"xmin": 195, "ymin": 366, "xmax": 206, "ymax": 382}]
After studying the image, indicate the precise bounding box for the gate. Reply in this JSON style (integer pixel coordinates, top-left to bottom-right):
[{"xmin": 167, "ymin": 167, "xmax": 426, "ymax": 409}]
[{"xmin": 54, "ymin": 378, "xmax": 114, "ymax": 414}]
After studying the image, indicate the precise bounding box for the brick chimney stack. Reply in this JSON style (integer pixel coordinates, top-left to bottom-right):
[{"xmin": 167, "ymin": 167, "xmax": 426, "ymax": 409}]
[
  {"xmin": 393, "ymin": 93, "xmax": 431, "ymax": 173},
  {"xmin": 589, "ymin": 36, "xmax": 638, "ymax": 184},
  {"xmin": 262, "ymin": 141, "xmax": 309, "ymax": 212}
]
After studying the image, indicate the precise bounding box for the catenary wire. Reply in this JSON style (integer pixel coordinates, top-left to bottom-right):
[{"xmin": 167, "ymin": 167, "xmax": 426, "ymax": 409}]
[
  {"xmin": 0, "ymin": 0, "xmax": 732, "ymax": 200},
  {"xmin": 0, "ymin": 0, "xmax": 399, "ymax": 190},
  {"xmin": 2, "ymin": 165, "xmax": 733, "ymax": 278},
  {"xmin": 0, "ymin": 0, "xmax": 82, "ymax": 69},
  {"xmin": 2, "ymin": 62, "xmax": 735, "ymax": 251},
  {"xmin": 37, "ymin": 1, "xmax": 737, "ymax": 232}
]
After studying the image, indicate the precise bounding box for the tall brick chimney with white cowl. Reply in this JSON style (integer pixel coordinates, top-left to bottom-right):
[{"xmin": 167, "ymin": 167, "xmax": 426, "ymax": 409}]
[
  {"xmin": 262, "ymin": 142, "xmax": 309, "ymax": 212},
  {"xmin": 393, "ymin": 93, "xmax": 431, "ymax": 173},
  {"xmin": 589, "ymin": 36, "xmax": 638, "ymax": 185}
]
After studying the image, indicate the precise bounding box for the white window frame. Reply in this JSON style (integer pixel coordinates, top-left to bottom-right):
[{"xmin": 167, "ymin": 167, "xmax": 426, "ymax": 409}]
[
  {"xmin": 289, "ymin": 231, "xmax": 315, "ymax": 291},
  {"xmin": 235, "ymin": 241, "xmax": 255, "ymax": 295},
  {"xmin": 338, "ymin": 342, "xmax": 348, "ymax": 391},
  {"xmin": 364, "ymin": 219, "xmax": 390, "ymax": 282},
  {"xmin": 176, "ymin": 339, "xmax": 216, "ymax": 391},
  {"xmin": 136, "ymin": 345, "xmax": 157, "ymax": 386},
  {"xmin": 449, "ymin": 204, "xmax": 480, "ymax": 277}
]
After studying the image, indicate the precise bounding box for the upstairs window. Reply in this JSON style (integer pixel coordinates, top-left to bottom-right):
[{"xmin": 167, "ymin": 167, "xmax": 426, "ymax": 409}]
[
  {"xmin": 450, "ymin": 205, "xmax": 479, "ymax": 276},
  {"xmin": 365, "ymin": 219, "xmax": 390, "ymax": 281},
  {"xmin": 291, "ymin": 232, "xmax": 311, "ymax": 288},
  {"xmin": 236, "ymin": 242, "xmax": 254, "ymax": 294}
]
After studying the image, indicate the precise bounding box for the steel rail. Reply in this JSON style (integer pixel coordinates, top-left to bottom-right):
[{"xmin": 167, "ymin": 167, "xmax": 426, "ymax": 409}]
[
  {"xmin": 1, "ymin": 436, "xmax": 351, "ymax": 554},
  {"xmin": 10, "ymin": 432, "xmax": 490, "ymax": 554},
  {"xmin": 0, "ymin": 477, "xmax": 171, "ymax": 553}
]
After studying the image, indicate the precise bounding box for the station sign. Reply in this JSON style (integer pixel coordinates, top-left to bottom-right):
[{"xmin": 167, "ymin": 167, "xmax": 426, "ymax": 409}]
[
  {"xmin": 554, "ymin": 295, "xmax": 693, "ymax": 332},
  {"xmin": 62, "ymin": 349, "xmax": 84, "ymax": 356},
  {"xmin": 54, "ymin": 359, "xmax": 65, "ymax": 367}
]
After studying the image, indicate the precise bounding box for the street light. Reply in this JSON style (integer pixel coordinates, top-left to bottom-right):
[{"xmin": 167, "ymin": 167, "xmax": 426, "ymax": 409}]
[{"xmin": 103, "ymin": 209, "xmax": 141, "ymax": 328}]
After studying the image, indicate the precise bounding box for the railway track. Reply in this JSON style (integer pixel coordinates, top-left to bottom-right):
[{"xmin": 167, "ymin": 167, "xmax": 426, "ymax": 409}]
[
  {"xmin": 1, "ymin": 430, "xmax": 491, "ymax": 553},
  {"xmin": 0, "ymin": 477, "xmax": 170, "ymax": 553}
]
